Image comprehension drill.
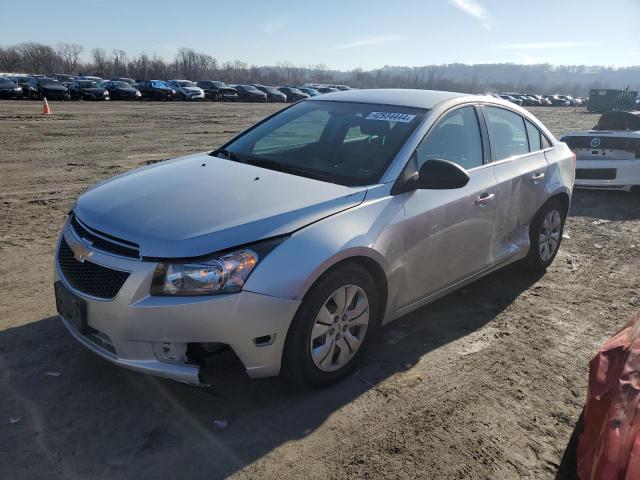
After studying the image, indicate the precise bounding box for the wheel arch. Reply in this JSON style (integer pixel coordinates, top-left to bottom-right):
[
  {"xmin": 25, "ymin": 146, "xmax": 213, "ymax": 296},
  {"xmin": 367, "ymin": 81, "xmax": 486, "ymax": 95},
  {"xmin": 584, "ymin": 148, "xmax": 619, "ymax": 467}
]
[
  {"xmin": 294, "ymin": 250, "xmax": 390, "ymax": 327},
  {"xmin": 545, "ymin": 189, "xmax": 571, "ymax": 216}
]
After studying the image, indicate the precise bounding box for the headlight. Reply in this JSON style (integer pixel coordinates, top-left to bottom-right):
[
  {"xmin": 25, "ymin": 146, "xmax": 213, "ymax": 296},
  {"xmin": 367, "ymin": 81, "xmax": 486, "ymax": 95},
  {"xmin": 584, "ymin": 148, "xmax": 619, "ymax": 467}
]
[{"xmin": 151, "ymin": 249, "xmax": 258, "ymax": 296}]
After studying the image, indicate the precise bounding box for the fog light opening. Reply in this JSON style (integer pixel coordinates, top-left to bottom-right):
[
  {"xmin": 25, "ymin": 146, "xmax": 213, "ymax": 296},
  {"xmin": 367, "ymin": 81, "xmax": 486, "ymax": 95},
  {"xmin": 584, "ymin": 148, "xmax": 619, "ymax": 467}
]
[
  {"xmin": 254, "ymin": 334, "xmax": 275, "ymax": 347},
  {"xmin": 153, "ymin": 342, "xmax": 188, "ymax": 364}
]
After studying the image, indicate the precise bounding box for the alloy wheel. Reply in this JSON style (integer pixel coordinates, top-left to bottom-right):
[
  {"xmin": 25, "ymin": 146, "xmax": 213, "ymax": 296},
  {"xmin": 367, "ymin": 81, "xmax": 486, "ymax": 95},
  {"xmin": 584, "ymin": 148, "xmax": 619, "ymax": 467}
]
[
  {"xmin": 539, "ymin": 209, "xmax": 562, "ymax": 261},
  {"xmin": 310, "ymin": 285, "xmax": 370, "ymax": 372}
]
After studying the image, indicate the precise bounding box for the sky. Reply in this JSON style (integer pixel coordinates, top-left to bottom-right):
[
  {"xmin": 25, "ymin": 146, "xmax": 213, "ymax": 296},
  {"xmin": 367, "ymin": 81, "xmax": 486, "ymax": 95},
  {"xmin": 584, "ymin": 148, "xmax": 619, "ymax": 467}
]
[{"xmin": 1, "ymin": 0, "xmax": 639, "ymax": 70}]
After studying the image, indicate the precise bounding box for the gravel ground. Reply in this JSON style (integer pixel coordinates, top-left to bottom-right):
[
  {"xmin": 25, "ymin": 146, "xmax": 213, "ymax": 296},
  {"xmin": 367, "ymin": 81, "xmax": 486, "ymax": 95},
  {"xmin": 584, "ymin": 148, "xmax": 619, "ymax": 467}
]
[{"xmin": 1, "ymin": 100, "xmax": 638, "ymax": 479}]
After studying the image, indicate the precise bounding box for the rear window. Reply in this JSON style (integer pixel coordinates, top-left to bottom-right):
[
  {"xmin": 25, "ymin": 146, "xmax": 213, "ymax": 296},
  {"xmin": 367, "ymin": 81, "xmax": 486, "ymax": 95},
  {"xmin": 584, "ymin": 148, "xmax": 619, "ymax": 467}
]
[{"xmin": 484, "ymin": 106, "xmax": 529, "ymax": 160}]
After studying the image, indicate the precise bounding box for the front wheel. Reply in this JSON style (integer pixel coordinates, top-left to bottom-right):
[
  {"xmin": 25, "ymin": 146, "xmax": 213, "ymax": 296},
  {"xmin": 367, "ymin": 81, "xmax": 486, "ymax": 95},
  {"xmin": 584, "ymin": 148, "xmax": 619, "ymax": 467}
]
[
  {"xmin": 283, "ymin": 264, "xmax": 380, "ymax": 388},
  {"xmin": 525, "ymin": 199, "xmax": 566, "ymax": 271}
]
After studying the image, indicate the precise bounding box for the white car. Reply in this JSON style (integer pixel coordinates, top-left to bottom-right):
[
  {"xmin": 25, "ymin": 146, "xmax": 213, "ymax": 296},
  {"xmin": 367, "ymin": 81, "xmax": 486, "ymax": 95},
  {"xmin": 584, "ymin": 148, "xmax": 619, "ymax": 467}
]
[
  {"xmin": 167, "ymin": 79, "xmax": 205, "ymax": 101},
  {"xmin": 561, "ymin": 111, "xmax": 640, "ymax": 193}
]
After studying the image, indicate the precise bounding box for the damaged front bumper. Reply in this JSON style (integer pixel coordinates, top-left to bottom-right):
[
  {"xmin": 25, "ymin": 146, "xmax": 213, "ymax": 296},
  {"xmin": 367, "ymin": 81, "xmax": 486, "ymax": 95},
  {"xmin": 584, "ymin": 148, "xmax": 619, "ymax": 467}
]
[{"xmin": 54, "ymin": 223, "xmax": 301, "ymax": 385}]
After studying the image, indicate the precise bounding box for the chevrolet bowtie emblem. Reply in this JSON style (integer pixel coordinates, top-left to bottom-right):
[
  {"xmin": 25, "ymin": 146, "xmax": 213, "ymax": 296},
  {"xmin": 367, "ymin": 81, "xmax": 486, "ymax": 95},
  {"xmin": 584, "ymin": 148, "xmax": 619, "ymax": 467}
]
[{"xmin": 68, "ymin": 235, "xmax": 94, "ymax": 263}]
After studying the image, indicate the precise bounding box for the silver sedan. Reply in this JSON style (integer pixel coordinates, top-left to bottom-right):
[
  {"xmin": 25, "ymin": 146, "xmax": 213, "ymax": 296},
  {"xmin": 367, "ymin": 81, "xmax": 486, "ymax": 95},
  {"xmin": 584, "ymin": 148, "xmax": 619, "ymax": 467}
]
[{"xmin": 54, "ymin": 89, "xmax": 575, "ymax": 387}]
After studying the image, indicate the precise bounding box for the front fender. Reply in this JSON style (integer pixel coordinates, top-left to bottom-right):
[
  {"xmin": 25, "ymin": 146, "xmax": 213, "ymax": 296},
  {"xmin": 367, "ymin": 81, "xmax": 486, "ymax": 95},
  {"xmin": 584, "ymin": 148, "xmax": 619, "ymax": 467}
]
[{"xmin": 244, "ymin": 186, "xmax": 402, "ymax": 318}]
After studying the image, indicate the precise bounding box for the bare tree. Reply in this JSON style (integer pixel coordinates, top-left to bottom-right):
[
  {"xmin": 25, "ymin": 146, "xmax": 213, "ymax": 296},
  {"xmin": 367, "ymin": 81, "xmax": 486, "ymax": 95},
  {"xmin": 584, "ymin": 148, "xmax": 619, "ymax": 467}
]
[
  {"xmin": 91, "ymin": 48, "xmax": 109, "ymax": 77},
  {"xmin": 56, "ymin": 43, "xmax": 83, "ymax": 73},
  {"xmin": 0, "ymin": 46, "xmax": 21, "ymax": 72},
  {"xmin": 111, "ymin": 49, "xmax": 128, "ymax": 76},
  {"xmin": 18, "ymin": 42, "xmax": 59, "ymax": 74}
]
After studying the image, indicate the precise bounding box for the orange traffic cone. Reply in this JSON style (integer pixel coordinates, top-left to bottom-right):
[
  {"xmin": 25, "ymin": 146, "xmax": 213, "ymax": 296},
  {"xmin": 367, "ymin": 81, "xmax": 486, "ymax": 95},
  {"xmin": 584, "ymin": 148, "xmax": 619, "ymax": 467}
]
[{"xmin": 42, "ymin": 98, "xmax": 51, "ymax": 115}]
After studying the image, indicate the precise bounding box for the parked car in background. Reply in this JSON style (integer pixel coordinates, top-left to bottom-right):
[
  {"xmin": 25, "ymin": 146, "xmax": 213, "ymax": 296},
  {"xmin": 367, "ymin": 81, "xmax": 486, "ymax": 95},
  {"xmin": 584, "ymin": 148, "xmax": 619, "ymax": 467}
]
[
  {"xmin": 69, "ymin": 79, "xmax": 110, "ymax": 101},
  {"xmin": 329, "ymin": 84, "xmax": 351, "ymax": 91},
  {"xmin": 33, "ymin": 77, "xmax": 70, "ymax": 100},
  {"xmin": 544, "ymin": 95, "xmax": 570, "ymax": 106},
  {"xmin": 233, "ymin": 84, "xmax": 267, "ymax": 102},
  {"xmin": 7, "ymin": 76, "xmax": 37, "ymax": 98},
  {"xmin": 252, "ymin": 84, "xmax": 287, "ymax": 102},
  {"xmin": 297, "ymin": 86, "xmax": 321, "ymax": 97},
  {"xmin": 561, "ymin": 110, "xmax": 640, "ymax": 193},
  {"xmin": 558, "ymin": 95, "xmax": 579, "ymax": 106},
  {"xmin": 498, "ymin": 94, "xmax": 523, "ymax": 106},
  {"xmin": 277, "ymin": 87, "xmax": 310, "ymax": 102},
  {"xmin": 52, "ymin": 73, "xmax": 75, "ymax": 87},
  {"xmin": 102, "ymin": 80, "xmax": 141, "ymax": 100},
  {"xmin": 167, "ymin": 80, "xmax": 205, "ymax": 101},
  {"xmin": 110, "ymin": 77, "xmax": 137, "ymax": 86},
  {"xmin": 196, "ymin": 80, "xmax": 238, "ymax": 101},
  {"xmin": 54, "ymin": 89, "xmax": 574, "ymax": 388},
  {"xmin": 0, "ymin": 77, "xmax": 23, "ymax": 99},
  {"xmin": 137, "ymin": 80, "xmax": 175, "ymax": 100},
  {"xmin": 78, "ymin": 76, "xmax": 104, "ymax": 83},
  {"xmin": 316, "ymin": 86, "xmax": 339, "ymax": 94}
]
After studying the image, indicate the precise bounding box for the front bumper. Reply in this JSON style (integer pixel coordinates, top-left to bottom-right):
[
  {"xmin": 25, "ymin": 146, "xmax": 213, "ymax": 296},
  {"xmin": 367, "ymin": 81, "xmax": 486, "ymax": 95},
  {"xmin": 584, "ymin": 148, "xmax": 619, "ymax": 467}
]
[
  {"xmin": 54, "ymin": 223, "xmax": 300, "ymax": 384},
  {"xmin": 575, "ymin": 158, "xmax": 640, "ymax": 191}
]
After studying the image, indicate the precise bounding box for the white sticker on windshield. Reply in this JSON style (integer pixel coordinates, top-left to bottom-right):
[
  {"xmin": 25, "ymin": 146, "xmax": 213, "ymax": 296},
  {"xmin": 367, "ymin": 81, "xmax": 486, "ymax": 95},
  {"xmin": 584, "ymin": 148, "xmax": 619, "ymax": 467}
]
[{"xmin": 366, "ymin": 112, "xmax": 416, "ymax": 123}]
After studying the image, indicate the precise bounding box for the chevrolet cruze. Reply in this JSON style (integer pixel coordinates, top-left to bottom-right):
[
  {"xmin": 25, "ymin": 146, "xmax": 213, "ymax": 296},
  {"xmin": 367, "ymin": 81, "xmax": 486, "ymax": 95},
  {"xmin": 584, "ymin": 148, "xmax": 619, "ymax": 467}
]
[{"xmin": 54, "ymin": 89, "xmax": 575, "ymax": 387}]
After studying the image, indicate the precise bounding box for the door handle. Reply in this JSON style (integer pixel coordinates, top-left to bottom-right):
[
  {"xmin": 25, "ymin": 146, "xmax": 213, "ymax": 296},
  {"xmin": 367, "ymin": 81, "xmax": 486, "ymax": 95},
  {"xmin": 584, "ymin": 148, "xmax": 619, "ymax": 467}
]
[
  {"xmin": 475, "ymin": 193, "xmax": 495, "ymax": 206},
  {"xmin": 531, "ymin": 172, "xmax": 545, "ymax": 182}
]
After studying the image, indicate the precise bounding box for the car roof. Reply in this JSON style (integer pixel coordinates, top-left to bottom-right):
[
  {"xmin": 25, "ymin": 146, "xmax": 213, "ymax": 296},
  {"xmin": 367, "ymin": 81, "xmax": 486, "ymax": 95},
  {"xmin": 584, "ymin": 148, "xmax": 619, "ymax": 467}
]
[{"xmin": 308, "ymin": 88, "xmax": 466, "ymax": 109}]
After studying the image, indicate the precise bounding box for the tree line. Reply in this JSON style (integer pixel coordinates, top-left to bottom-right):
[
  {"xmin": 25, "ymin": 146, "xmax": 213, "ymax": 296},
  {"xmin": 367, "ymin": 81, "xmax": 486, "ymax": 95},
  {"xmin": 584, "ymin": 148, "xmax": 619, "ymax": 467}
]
[{"xmin": 1, "ymin": 42, "xmax": 639, "ymax": 96}]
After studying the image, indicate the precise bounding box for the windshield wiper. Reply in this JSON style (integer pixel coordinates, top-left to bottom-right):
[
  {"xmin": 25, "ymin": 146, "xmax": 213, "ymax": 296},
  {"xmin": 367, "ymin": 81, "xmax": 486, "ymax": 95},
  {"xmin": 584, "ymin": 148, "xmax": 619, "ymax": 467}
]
[
  {"xmin": 246, "ymin": 157, "xmax": 338, "ymax": 183},
  {"xmin": 211, "ymin": 148, "xmax": 240, "ymax": 162}
]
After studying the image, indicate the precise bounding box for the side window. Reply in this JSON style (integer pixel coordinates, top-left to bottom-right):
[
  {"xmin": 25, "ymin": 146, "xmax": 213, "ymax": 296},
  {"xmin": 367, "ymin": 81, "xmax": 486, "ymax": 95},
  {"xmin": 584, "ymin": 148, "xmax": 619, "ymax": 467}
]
[
  {"xmin": 525, "ymin": 120, "xmax": 542, "ymax": 151},
  {"xmin": 484, "ymin": 106, "xmax": 529, "ymax": 160},
  {"xmin": 541, "ymin": 134, "xmax": 552, "ymax": 149},
  {"xmin": 415, "ymin": 106, "xmax": 483, "ymax": 170}
]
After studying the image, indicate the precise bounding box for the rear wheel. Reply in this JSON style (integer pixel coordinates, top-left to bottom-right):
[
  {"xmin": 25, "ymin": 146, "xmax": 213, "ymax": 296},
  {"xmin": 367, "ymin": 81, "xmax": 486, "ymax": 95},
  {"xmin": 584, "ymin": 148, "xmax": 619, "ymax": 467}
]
[
  {"xmin": 284, "ymin": 264, "xmax": 380, "ymax": 388},
  {"xmin": 525, "ymin": 199, "xmax": 566, "ymax": 271}
]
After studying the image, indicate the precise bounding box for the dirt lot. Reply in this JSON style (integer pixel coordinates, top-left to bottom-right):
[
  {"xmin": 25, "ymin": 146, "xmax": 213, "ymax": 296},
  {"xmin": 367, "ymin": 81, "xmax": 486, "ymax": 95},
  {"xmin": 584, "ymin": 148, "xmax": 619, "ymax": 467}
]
[{"xmin": 1, "ymin": 100, "xmax": 639, "ymax": 479}]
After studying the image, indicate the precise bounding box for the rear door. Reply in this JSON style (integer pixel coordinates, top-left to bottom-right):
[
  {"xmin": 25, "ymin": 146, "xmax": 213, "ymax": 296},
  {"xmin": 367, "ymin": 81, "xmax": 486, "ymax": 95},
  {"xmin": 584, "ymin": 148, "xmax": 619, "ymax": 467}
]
[
  {"xmin": 481, "ymin": 106, "xmax": 550, "ymax": 264},
  {"xmin": 396, "ymin": 105, "xmax": 498, "ymax": 308}
]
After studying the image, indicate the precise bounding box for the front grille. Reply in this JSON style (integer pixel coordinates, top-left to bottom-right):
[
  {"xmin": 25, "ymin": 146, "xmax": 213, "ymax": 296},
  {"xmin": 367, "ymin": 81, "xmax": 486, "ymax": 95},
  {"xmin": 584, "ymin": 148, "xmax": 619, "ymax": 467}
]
[
  {"xmin": 57, "ymin": 239, "xmax": 130, "ymax": 299},
  {"xmin": 576, "ymin": 168, "xmax": 617, "ymax": 180},
  {"xmin": 70, "ymin": 214, "xmax": 140, "ymax": 259}
]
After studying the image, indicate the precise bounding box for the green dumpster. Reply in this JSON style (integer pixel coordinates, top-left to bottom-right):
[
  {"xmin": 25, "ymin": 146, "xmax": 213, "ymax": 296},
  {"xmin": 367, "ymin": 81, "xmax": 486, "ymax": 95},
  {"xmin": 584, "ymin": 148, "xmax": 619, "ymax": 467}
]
[{"xmin": 587, "ymin": 89, "xmax": 638, "ymax": 113}]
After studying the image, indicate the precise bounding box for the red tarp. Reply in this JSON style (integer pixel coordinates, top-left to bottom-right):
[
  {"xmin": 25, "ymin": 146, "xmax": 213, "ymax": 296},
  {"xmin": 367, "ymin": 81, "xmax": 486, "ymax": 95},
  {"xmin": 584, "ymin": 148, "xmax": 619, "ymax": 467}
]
[{"xmin": 578, "ymin": 309, "xmax": 640, "ymax": 480}]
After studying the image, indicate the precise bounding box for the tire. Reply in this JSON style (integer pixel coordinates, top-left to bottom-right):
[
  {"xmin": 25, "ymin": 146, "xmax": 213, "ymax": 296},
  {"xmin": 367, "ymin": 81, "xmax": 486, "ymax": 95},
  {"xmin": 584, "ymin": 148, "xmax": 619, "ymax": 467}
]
[
  {"xmin": 283, "ymin": 263, "xmax": 380, "ymax": 388},
  {"xmin": 525, "ymin": 198, "xmax": 566, "ymax": 271}
]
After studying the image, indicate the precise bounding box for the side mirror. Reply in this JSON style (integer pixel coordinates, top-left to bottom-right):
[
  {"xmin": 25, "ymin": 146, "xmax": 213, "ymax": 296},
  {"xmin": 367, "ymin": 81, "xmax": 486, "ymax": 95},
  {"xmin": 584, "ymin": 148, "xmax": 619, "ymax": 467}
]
[{"xmin": 414, "ymin": 158, "xmax": 470, "ymax": 190}]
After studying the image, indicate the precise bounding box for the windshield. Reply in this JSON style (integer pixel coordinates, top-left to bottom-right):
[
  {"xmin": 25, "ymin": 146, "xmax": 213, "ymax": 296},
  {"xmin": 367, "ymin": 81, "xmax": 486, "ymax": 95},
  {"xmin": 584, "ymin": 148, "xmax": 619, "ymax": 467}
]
[
  {"xmin": 178, "ymin": 81, "xmax": 196, "ymax": 87},
  {"xmin": 79, "ymin": 81, "xmax": 99, "ymax": 88},
  {"xmin": 56, "ymin": 75, "xmax": 73, "ymax": 81},
  {"xmin": 39, "ymin": 79, "xmax": 60, "ymax": 86},
  {"xmin": 213, "ymin": 81, "xmax": 227, "ymax": 87},
  {"xmin": 0, "ymin": 78, "xmax": 15, "ymax": 86},
  {"xmin": 151, "ymin": 80, "xmax": 168, "ymax": 88},
  {"xmin": 240, "ymin": 85, "xmax": 259, "ymax": 92},
  {"xmin": 215, "ymin": 100, "xmax": 426, "ymax": 186},
  {"xmin": 110, "ymin": 81, "xmax": 129, "ymax": 88}
]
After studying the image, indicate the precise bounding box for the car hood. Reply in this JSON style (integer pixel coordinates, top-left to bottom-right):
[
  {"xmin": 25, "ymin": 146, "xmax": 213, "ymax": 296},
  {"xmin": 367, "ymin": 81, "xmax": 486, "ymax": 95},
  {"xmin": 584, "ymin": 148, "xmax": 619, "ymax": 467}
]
[{"xmin": 74, "ymin": 153, "xmax": 367, "ymax": 258}]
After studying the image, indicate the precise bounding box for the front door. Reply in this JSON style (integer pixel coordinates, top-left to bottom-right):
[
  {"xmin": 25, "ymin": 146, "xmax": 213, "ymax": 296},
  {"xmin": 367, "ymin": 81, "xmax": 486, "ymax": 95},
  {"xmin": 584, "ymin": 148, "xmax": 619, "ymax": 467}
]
[{"xmin": 395, "ymin": 105, "xmax": 498, "ymax": 309}]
